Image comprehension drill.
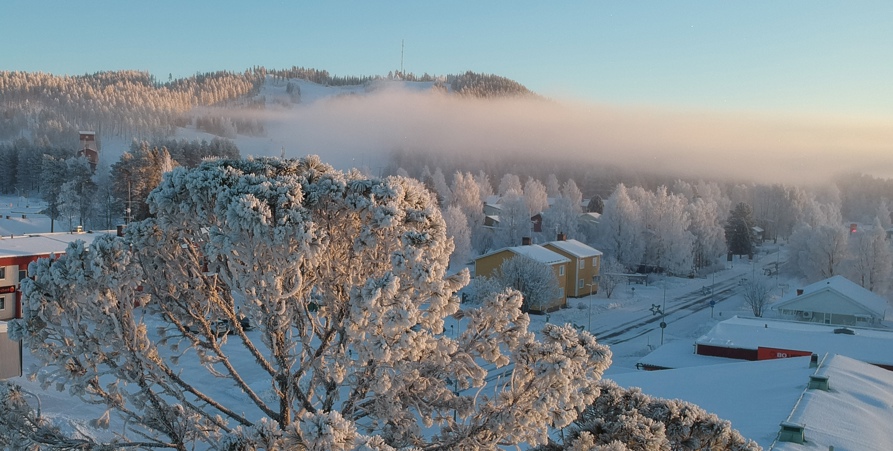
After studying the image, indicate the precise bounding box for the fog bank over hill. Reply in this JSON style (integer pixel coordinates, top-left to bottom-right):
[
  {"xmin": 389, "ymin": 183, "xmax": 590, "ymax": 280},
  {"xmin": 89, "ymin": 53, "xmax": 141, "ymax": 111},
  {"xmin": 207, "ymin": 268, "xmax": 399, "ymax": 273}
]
[{"xmin": 218, "ymin": 85, "xmax": 893, "ymax": 185}]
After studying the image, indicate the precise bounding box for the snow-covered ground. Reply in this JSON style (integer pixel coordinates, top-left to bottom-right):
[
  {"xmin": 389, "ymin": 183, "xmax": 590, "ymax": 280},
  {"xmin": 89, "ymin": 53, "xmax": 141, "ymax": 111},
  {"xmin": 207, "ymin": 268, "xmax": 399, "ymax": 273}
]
[
  {"xmin": 5, "ymin": 189, "xmax": 892, "ymax": 448},
  {"xmin": 0, "ymin": 196, "xmax": 54, "ymax": 237}
]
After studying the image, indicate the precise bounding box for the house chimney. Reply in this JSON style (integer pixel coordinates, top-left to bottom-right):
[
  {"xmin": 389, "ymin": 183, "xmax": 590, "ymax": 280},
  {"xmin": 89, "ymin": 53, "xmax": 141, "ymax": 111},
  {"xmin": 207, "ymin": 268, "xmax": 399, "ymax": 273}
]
[
  {"xmin": 809, "ymin": 353, "xmax": 819, "ymax": 368},
  {"xmin": 521, "ymin": 237, "xmax": 531, "ymax": 246},
  {"xmin": 778, "ymin": 421, "xmax": 806, "ymax": 444},
  {"xmin": 117, "ymin": 225, "xmax": 125, "ymax": 237},
  {"xmin": 796, "ymin": 289, "xmax": 804, "ymax": 296},
  {"xmin": 557, "ymin": 232, "xmax": 566, "ymax": 241}
]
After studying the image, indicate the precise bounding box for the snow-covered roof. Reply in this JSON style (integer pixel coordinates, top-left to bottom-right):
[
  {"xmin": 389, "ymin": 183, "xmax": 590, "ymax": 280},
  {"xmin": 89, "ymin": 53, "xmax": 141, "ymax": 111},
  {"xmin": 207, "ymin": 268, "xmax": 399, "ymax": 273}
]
[
  {"xmin": 773, "ymin": 275, "xmax": 889, "ymax": 319},
  {"xmin": 544, "ymin": 239, "xmax": 602, "ymax": 258},
  {"xmin": 696, "ymin": 316, "xmax": 893, "ymax": 366},
  {"xmin": 610, "ymin": 354, "xmax": 893, "ymax": 450},
  {"xmin": 483, "ymin": 195, "xmax": 502, "ymax": 206},
  {"xmin": 774, "ymin": 355, "xmax": 893, "ymax": 451},
  {"xmin": 636, "ymin": 339, "xmax": 733, "ymax": 370},
  {"xmin": 0, "ymin": 232, "xmax": 113, "ymax": 259},
  {"xmin": 508, "ymin": 244, "xmax": 570, "ymax": 265}
]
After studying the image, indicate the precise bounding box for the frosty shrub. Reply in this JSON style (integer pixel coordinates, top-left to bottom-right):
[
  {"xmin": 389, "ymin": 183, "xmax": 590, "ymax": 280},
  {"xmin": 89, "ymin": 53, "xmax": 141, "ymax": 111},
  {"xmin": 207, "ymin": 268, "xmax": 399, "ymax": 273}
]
[
  {"xmin": 534, "ymin": 380, "xmax": 761, "ymax": 451},
  {"xmin": 5, "ymin": 156, "xmax": 613, "ymax": 450}
]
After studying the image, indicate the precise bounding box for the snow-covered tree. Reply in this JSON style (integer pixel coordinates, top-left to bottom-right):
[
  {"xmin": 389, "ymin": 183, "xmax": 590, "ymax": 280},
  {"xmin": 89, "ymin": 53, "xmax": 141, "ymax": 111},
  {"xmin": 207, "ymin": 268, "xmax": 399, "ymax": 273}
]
[
  {"xmin": 498, "ymin": 173, "xmax": 522, "ymax": 196},
  {"xmin": 543, "ymin": 180, "xmax": 584, "ymax": 240},
  {"xmin": 64, "ymin": 155, "xmax": 98, "ymax": 228},
  {"xmin": 788, "ymin": 222, "xmax": 849, "ymax": 281},
  {"xmin": 430, "ymin": 167, "xmax": 451, "ymax": 206},
  {"xmin": 537, "ymin": 381, "xmax": 760, "ymax": 451},
  {"xmin": 543, "ymin": 196, "xmax": 581, "ymax": 241},
  {"xmin": 741, "ymin": 275, "xmax": 774, "ymax": 317},
  {"xmin": 450, "ymin": 171, "xmax": 482, "ymax": 219},
  {"xmin": 40, "ymin": 154, "xmax": 68, "ymax": 232},
  {"xmin": 443, "ymin": 205, "xmax": 472, "ymax": 269},
  {"xmin": 475, "ymin": 170, "xmax": 494, "ymax": 200},
  {"xmin": 849, "ymin": 217, "xmax": 893, "ymax": 293},
  {"xmin": 546, "ymin": 173, "xmax": 561, "ymax": 198},
  {"xmin": 495, "ymin": 255, "xmax": 561, "ymax": 313},
  {"xmin": 725, "ymin": 203, "xmax": 755, "ymax": 258},
  {"xmin": 524, "ymin": 177, "xmax": 549, "ymax": 216},
  {"xmin": 450, "ymin": 171, "xmax": 489, "ymax": 256},
  {"xmin": 463, "ymin": 275, "xmax": 504, "ymax": 306},
  {"xmin": 639, "ymin": 186, "xmax": 694, "ymax": 276},
  {"xmin": 598, "ymin": 184, "xmax": 645, "ymax": 269},
  {"xmin": 112, "ymin": 144, "xmax": 177, "ymax": 222},
  {"xmin": 493, "ymin": 189, "xmax": 532, "ymax": 249},
  {"xmin": 875, "ymin": 200, "xmax": 893, "ymax": 229},
  {"xmin": 57, "ymin": 180, "xmax": 80, "ymax": 232},
  {"xmin": 686, "ymin": 197, "xmax": 726, "ymax": 271},
  {"xmin": 598, "ymin": 257, "xmax": 627, "ymax": 299},
  {"xmin": 587, "ymin": 195, "xmax": 604, "ymax": 214},
  {"xmin": 6, "ymin": 156, "xmax": 613, "ymax": 450}
]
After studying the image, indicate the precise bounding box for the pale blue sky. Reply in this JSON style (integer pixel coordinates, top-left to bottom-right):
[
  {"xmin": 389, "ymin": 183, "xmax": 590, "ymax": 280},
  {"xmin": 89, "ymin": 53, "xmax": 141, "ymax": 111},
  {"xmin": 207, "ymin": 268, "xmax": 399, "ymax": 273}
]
[{"xmin": 3, "ymin": 1, "xmax": 892, "ymax": 117}]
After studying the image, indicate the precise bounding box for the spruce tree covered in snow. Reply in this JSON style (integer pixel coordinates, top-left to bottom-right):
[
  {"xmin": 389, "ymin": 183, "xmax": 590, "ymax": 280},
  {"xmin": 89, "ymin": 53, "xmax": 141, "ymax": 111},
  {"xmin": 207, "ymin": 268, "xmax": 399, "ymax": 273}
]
[
  {"xmin": 39, "ymin": 154, "xmax": 68, "ymax": 232},
  {"xmin": 5, "ymin": 156, "xmax": 613, "ymax": 450},
  {"xmin": 725, "ymin": 202, "xmax": 756, "ymax": 258}
]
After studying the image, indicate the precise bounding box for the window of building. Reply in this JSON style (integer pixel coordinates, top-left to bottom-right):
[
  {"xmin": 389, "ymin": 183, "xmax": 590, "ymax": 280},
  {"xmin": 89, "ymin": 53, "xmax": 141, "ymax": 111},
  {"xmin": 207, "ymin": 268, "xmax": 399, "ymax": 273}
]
[
  {"xmin": 18, "ymin": 269, "xmax": 26, "ymax": 282},
  {"xmin": 0, "ymin": 267, "xmax": 5, "ymax": 279},
  {"xmin": 559, "ymin": 265, "xmax": 565, "ymax": 276},
  {"xmin": 578, "ymin": 259, "xmax": 585, "ymax": 269},
  {"xmin": 578, "ymin": 279, "xmax": 584, "ymax": 289},
  {"xmin": 0, "ymin": 296, "xmax": 5, "ymax": 310}
]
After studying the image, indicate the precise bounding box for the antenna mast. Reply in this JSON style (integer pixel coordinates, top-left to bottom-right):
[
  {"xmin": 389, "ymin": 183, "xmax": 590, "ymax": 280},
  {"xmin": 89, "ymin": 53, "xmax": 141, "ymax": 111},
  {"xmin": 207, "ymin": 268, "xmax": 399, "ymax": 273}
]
[{"xmin": 401, "ymin": 39, "xmax": 404, "ymax": 76}]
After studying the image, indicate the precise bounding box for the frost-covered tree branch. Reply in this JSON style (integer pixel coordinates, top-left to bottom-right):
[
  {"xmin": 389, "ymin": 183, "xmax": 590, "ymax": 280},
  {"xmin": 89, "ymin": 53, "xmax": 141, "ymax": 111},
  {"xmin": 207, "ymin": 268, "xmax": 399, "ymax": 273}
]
[{"xmin": 6, "ymin": 156, "xmax": 613, "ymax": 450}]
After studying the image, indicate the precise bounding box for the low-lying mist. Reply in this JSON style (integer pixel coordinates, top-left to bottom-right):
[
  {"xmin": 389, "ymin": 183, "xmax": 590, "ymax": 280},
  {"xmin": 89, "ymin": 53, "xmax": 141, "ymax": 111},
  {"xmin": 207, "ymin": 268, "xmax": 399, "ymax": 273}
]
[{"xmin": 223, "ymin": 86, "xmax": 893, "ymax": 185}]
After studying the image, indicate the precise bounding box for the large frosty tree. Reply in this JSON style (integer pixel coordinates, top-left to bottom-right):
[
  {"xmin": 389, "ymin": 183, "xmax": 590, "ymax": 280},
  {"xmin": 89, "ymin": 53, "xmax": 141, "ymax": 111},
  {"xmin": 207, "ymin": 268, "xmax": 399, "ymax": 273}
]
[{"xmin": 6, "ymin": 156, "xmax": 612, "ymax": 450}]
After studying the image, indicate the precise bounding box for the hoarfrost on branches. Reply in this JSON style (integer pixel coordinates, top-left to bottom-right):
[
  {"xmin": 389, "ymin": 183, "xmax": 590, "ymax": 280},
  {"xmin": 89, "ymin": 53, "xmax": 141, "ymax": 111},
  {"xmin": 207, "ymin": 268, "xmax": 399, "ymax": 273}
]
[{"xmin": 4, "ymin": 156, "xmax": 613, "ymax": 450}]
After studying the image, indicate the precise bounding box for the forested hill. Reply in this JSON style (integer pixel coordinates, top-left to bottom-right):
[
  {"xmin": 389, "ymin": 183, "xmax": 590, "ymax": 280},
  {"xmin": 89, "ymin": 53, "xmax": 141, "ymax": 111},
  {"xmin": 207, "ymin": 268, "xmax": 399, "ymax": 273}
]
[{"xmin": 0, "ymin": 68, "xmax": 534, "ymax": 148}]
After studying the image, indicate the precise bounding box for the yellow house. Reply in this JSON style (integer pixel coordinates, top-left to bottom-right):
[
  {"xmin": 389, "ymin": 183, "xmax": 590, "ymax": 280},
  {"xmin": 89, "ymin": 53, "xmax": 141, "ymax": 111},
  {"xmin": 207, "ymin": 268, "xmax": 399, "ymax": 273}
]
[
  {"xmin": 474, "ymin": 239, "xmax": 570, "ymax": 313},
  {"xmin": 543, "ymin": 234, "xmax": 603, "ymax": 298}
]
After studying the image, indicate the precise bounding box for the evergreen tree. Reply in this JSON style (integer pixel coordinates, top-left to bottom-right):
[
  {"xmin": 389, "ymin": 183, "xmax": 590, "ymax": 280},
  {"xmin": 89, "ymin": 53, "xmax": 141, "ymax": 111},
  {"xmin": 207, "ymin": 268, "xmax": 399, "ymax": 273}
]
[{"xmin": 725, "ymin": 202, "xmax": 755, "ymax": 257}]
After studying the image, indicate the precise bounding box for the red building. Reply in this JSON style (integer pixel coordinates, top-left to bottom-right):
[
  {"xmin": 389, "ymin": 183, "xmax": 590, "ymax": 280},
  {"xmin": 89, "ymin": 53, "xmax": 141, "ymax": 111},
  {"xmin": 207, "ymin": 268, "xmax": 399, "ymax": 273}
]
[{"xmin": 0, "ymin": 232, "xmax": 112, "ymax": 379}]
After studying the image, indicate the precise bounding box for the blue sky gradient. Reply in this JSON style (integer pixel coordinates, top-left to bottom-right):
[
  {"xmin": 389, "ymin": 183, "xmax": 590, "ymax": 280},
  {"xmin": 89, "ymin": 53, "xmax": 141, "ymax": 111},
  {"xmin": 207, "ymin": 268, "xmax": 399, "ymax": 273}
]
[{"xmin": 3, "ymin": 1, "xmax": 892, "ymax": 116}]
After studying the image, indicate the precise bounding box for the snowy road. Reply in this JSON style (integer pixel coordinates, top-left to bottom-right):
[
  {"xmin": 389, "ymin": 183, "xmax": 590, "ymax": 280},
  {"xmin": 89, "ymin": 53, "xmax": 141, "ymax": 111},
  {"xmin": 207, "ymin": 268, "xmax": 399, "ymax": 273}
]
[{"xmin": 594, "ymin": 277, "xmax": 742, "ymax": 345}]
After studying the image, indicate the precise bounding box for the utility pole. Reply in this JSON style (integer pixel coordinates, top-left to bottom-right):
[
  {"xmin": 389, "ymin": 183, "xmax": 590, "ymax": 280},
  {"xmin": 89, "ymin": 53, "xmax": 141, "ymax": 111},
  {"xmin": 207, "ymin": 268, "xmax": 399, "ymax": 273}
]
[
  {"xmin": 400, "ymin": 39, "xmax": 405, "ymax": 77},
  {"xmin": 586, "ymin": 282, "xmax": 595, "ymax": 332}
]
